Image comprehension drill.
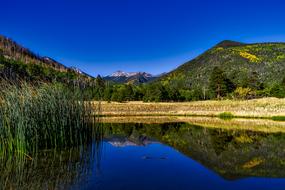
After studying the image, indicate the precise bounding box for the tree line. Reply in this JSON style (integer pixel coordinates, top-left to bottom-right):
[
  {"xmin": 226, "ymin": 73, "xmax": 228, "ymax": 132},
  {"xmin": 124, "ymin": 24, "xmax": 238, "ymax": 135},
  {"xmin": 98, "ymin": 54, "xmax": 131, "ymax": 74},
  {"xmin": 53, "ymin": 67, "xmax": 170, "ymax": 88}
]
[
  {"xmin": 2, "ymin": 52, "xmax": 285, "ymax": 102},
  {"xmin": 92, "ymin": 67, "xmax": 285, "ymax": 102}
]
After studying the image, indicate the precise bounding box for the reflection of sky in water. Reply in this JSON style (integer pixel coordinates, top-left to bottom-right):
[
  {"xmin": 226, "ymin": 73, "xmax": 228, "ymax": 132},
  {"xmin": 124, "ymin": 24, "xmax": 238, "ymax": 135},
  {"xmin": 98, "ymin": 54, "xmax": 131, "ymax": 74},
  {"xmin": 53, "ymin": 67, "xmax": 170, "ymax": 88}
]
[
  {"xmin": 72, "ymin": 141, "xmax": 285, "ymax": 190},
  {"xmin": 3, "ymin": 122, "xmax": 285, "ymax": 190}
]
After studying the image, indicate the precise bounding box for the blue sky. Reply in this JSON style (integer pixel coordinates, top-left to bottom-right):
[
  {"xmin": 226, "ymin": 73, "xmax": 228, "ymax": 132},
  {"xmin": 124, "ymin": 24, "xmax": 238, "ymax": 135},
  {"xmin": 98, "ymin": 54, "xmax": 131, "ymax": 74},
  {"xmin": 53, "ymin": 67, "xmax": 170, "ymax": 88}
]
[{"xmin": 1, "ymin": 0, "xmax": 285, "ymax": 76}]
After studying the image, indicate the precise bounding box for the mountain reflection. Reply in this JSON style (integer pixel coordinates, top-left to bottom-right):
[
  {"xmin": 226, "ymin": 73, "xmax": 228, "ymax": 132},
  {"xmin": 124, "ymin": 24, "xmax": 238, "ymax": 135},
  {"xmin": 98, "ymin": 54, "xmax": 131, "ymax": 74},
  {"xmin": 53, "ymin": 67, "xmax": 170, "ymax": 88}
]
[
  {"xmin": 103, "ymin": 122, "xmax": 285, "ymax": 179},
  {"xmin": 2, "ymin": 121, "xmax": 285, "ymax": 189}
]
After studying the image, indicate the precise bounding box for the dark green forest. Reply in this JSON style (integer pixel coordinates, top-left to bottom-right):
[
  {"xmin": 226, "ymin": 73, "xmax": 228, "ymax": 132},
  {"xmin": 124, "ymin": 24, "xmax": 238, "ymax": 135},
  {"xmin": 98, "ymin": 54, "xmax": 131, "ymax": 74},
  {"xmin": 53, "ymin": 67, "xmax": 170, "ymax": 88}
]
[{"xmin": 91, "ymin": 72, "xmax": 285, "ymax": 102}]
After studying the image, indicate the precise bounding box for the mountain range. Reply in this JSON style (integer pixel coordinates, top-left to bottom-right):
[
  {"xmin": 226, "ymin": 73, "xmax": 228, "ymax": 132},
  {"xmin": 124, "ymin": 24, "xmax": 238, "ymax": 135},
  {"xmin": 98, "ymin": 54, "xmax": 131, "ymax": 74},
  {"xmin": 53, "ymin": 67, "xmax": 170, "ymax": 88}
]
[
  {"xmin": 104, "ymin": 70, "xmax": 158, "ymax": 84},
  {"xmin": 1, "ymin": 34, "xmax": 285, "ymax": 95}
]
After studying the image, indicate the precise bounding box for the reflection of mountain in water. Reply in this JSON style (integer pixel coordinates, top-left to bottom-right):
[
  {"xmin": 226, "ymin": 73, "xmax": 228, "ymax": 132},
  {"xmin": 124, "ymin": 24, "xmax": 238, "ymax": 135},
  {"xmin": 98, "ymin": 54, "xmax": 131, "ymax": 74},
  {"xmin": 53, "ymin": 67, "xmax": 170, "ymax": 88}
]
[
  {"xmin": 102, "ymin": 122, "xmax": 285, "ymax": 180},
  {"xmin": 2, "ymin": 121, "xmax": 285, "ymax": 189},
  {"xmin": 105, "ymin": 134, "xmax": 156, "ymax": 147}
]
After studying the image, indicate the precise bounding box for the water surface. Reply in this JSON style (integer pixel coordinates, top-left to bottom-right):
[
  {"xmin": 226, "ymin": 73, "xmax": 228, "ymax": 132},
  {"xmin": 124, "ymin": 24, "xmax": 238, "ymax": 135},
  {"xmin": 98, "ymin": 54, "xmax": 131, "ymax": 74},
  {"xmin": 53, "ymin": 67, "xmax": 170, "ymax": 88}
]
[{"xmin": 2, "ymin": 120, "xmax": 285, "ymax": 190}]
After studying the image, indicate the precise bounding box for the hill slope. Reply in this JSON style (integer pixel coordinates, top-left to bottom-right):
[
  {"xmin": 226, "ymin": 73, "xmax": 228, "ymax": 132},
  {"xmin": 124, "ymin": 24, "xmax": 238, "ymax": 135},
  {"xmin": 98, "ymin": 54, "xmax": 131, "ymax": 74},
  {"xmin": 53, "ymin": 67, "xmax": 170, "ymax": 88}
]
[
  {"xmin": 0, "ymin": 35, "xmax": 93, "ymax": 84},
  {"xmin": 158, "ymin": 40, "xmax": 285, "ymax": 97}
]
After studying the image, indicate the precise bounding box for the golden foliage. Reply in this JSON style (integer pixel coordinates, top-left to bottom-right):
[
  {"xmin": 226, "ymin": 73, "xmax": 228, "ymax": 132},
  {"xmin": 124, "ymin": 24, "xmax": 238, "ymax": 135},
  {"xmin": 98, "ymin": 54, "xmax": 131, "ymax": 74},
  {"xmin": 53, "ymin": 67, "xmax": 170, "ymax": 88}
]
[
  {"xmin": 235, "ymin": 134, "xmax": 254, "ymax": 143},
  {"xmin": 242, "ymin": 157, "xmax": 264, "ymax": 169},
  {"xmin": 239, "ymin": 51, "xmax": 260, "ymax": 63},
  {"xmin": 234, "ymin": 87, "xmax": 255, "ymax": 99},
  {"xmin": 277, "ymin": 54, "xmax": 285, "ymax": 60}
]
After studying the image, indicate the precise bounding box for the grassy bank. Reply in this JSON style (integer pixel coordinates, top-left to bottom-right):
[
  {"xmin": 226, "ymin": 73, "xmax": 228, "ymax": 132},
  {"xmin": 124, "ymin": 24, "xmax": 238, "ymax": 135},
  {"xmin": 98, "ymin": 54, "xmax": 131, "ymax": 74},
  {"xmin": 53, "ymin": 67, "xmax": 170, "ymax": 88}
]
[
  {"xmin": 0, "ymin": 82, "xmax": 96, "ymax": 158},
  {"xmin": 96, "ymin": 98, "xmax": 285, "ymax": 119}
]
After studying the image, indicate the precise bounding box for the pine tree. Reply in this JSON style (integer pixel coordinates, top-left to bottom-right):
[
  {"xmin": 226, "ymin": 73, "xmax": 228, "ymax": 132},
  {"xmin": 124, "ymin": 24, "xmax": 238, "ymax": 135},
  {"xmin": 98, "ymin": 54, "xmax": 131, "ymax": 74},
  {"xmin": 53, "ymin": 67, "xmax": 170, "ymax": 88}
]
[{"xmin": 209, "ymin": 67, "xmax": 235, "ymax": 98}]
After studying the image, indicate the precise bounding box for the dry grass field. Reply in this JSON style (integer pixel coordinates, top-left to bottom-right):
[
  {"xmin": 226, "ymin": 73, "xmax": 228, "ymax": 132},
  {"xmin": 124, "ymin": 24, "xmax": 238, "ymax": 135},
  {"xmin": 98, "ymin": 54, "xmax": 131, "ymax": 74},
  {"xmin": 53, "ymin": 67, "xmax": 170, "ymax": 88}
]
[{"xmin": 94, "ymin": 97, "xmax": 285, "ymax": 118}]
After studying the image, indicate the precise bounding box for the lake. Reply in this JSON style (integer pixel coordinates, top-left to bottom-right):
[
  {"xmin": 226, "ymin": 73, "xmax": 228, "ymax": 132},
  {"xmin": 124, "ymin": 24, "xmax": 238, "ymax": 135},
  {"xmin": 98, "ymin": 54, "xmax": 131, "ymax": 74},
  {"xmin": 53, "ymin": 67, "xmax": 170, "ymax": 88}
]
[{"xmin": 2, "ymin": 118, "xmax": 285, "ymax": 190}]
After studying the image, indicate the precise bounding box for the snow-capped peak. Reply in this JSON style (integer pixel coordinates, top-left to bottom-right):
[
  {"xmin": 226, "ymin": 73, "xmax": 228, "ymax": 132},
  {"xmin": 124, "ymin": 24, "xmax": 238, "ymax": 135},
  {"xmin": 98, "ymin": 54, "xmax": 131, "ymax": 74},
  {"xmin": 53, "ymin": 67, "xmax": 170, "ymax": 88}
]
[{"xmin": 110, "ymin": 71, "xmax": 153, "ymax": 78}]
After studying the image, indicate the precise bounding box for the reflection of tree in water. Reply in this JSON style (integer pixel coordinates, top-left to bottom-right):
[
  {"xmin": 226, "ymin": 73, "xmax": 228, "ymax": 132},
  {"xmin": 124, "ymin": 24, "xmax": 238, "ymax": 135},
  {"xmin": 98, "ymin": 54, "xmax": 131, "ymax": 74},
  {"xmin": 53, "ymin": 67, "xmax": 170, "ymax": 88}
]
[
  {"xmin": 209, "ymin": 129, "xmax": 234, "ymax": 156},
  {"xmin": 2, "ymin": 121, "xmax": 285, "ymax": 189},
  {"xmin": 0, "ymin": 123, "xmax": 105, "ymax": 190},
  {"xmin": 103, "ymin": 122, "xmax": 285, "ymax": 179}
]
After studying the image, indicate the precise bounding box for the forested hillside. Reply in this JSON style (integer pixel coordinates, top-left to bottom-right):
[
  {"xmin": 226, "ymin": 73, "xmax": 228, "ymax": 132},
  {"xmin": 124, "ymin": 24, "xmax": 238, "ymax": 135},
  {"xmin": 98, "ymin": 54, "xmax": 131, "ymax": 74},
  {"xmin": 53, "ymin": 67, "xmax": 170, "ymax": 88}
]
[
  {"xmin": 158, "ymin": 40, "xmax": 285, "ymax": 99},
  {"xmin": 98, "ymin": 40, "xmax": 285, "ymax": 102}
]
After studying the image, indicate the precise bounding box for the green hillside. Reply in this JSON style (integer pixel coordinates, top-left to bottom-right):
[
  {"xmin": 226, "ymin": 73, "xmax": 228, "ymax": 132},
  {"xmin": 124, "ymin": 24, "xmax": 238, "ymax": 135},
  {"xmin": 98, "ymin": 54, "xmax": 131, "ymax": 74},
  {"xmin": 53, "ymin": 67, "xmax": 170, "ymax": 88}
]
[
  {"xmin": 157, "ymin": 40, "xmax": 285, "ymax": 99},
  {"xmin": 0, "ymin": 35, "xmax": 94, "ymax": 85},
  {"xmin": 0, "ymin": 35, "xmax": 104, "ymax": 100}
]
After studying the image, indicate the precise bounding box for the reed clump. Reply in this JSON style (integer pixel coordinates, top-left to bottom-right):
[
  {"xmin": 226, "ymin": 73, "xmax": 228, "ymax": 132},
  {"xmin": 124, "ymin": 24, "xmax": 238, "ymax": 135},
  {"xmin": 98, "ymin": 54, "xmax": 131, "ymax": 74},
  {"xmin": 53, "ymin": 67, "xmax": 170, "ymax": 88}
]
[
  {"xmin": 0, "ymin": 81, "xmax": 95, "ymax": 158},
  {"xmin": 271, "ymin": 116, "xmax": 285, "ymax": 121},
  {"xmin": 218, "ymin": 112, "xmax": 234, "ymax": 120}
]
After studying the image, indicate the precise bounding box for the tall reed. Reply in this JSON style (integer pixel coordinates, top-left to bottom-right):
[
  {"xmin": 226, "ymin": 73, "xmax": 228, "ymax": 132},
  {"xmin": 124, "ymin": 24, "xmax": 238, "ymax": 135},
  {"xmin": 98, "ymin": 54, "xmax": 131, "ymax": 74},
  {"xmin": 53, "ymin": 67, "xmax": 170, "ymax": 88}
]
[{"xmin": 0, "ymin": 81, "xmax": 96, "ymax": 158}]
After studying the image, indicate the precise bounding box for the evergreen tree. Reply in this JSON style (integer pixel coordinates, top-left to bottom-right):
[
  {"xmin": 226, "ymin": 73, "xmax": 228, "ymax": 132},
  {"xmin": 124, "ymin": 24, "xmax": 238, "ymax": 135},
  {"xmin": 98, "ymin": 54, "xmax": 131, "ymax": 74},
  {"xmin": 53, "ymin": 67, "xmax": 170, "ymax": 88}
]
[
  {"xmin": 209, "ymin": 67, "xmax": 235, "ymax": 98},
  {"xmin": 143, "ymin": 83, "xmax": 168, "ymax": 102},
  {"xmin": 244, "ymin": 71, "xmax": 264, "ymax": 90},
  {"xmin": 270, "ymin": 83, "xmax": 285, "ymax": 98},
  {"xmin": 94, "ymin": 75, "xmax": 105, "ymax": 99},
  {"xmin": 103, "ymin": 86, "xmax": 113, "ymax": 102}
]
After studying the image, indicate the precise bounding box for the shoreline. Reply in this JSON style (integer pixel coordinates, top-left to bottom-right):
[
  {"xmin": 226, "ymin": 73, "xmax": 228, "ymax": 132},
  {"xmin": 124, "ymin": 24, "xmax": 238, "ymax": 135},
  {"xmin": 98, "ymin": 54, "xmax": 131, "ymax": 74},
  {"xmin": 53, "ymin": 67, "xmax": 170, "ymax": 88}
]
[
  {"xmin": 99, "ymin": 116, "xmax": 285, "ymax": 133},
  {"xmin": 98, "ymin": 113, "xmax": 272, "ymax": 120}
]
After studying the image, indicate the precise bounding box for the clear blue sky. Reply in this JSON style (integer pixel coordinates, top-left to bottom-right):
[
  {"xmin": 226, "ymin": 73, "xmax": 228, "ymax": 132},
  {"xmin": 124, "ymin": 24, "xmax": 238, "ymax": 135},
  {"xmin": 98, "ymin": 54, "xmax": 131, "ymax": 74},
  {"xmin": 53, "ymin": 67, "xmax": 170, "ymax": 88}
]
[{"xmin": 1, "ymin": 0, "xmax": 285, "ymax": 76}]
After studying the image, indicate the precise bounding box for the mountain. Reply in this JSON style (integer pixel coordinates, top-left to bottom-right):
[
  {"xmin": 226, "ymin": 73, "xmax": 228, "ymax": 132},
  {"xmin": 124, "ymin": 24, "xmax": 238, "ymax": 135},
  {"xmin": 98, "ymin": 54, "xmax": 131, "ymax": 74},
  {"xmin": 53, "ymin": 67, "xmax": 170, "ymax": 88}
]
[
  {"xmin": 157, "ymin": 40, "xmax": 285, "ymax": 93},
  {"xmin": 0, "ymin": 35, "xmax": 93, "ymax": 83},
  {"xmin": 104, "ymin": 70, "xmax": 157, "ymax": 84}
]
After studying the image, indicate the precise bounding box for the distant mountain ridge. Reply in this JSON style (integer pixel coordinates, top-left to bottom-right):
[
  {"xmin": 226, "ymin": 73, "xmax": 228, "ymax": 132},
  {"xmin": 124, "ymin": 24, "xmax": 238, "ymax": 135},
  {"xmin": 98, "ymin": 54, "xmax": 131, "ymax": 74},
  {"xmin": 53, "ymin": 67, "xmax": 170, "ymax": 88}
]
[
  {"xmin": 104, "ymin": 70, "xmax": 158, "ymax": 84},
  {"xmin": 110, "ymin": 70, "xmax": 153, "ymax": 78}
]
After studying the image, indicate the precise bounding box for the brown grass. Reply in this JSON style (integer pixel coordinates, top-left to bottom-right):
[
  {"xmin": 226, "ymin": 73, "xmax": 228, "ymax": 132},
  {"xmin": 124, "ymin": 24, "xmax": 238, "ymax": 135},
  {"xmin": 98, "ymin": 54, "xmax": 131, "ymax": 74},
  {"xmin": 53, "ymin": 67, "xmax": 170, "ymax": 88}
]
[{"xmin": 94, "ymin": 98, "xmax": 285, "ymax": 118}]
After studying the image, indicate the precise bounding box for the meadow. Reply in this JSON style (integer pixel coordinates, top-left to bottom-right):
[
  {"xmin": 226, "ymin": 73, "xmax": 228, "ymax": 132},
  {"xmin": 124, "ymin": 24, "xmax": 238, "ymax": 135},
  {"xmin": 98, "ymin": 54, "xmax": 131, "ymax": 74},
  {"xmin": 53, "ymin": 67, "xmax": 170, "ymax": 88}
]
[{"xmin": 98, "ymin": 98, "xmax": 285, "ymax": 119}]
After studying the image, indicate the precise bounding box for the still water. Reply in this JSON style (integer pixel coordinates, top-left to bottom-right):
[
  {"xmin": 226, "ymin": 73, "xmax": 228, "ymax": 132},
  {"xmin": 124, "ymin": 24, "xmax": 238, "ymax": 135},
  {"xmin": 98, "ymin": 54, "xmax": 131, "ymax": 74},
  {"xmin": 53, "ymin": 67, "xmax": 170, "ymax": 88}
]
[{"xmin": 2, "ymin": 121, "xmax": 285, "ymax": 190}]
